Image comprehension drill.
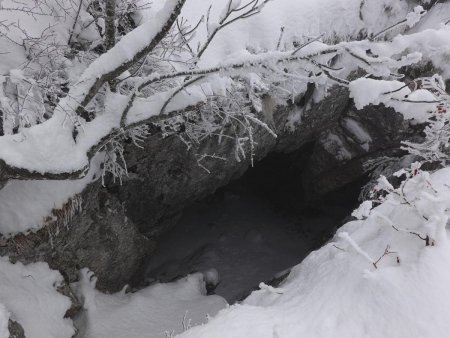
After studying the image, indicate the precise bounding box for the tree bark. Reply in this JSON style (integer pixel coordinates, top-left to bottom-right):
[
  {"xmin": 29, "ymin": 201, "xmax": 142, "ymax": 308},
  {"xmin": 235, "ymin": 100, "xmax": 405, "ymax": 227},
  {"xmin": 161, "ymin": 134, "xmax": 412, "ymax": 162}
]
[{"xmin": 104, "ymin": 0, "xmax": 116, "ymax": 51}]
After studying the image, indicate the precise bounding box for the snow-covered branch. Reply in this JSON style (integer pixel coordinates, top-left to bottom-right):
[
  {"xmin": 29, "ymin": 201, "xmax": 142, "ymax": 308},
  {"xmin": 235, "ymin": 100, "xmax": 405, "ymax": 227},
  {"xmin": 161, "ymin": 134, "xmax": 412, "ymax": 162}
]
[{"xmin": 0, "ymin": 0, "xmax": 442, "ymax": 185}]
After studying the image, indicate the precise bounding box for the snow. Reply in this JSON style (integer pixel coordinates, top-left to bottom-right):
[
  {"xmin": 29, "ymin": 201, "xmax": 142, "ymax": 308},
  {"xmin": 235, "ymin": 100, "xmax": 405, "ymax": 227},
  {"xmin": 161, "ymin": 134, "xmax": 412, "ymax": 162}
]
[
  {"xmin": 351, "ymin": 200, "xmax": 373, "ymax": 220},
  {"xmin": 374, "ymin": 25, "xmax": 450, "ymax": 79},
  {"xmin": 0, "ymin": 0, "xmax": 185, "ymax": 176},
  {"xmin": 349, "ymin": 78, "xmax": 438, "ymax": 123},
  {"xmin": 409, "ymin": 2, "xmax": 450, "ymax": 32},
  {"xmin": 0, "ymin": 257, "xmax": 74, "ymax": 338},
  {"xmin": 74, "ymin": 269, "xmax": 227, "ymax": 338},
  {"xmin": 343, "ymin": 118, "xmax": 372, "ymax": 150},
  {"xmin": 0, "ymin": 304, "xmax": 9, "ymax": 338},
  {"xmin": 163, "ymin": 0, "xmax": 411, "ymax": 67},
  {"xmin": 177, "ymin": 166, "xmax": 450, "ymax": 338},
  {"xmin": 82, "ymin": 0, "xmax": 183, "ymax": 79},
  {"xmin": 0, "ymin": 155, "xmax": 101, "ymax": 235},
  {"xmin": 406, "ymin": 6, "xmax": 426, "ymax": 28}
]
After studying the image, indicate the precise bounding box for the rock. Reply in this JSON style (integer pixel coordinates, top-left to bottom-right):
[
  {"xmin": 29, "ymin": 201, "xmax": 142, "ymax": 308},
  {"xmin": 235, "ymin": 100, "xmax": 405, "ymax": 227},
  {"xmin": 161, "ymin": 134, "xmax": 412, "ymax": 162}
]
[
  {"xmin": 0, "ymin": 84, "xmax": 418, "ymax": 293},
  {"xmin": 0, "ymin": 182, "xmax": 150, "ymax": 292},
  {"xmin": 8, "ymin": 320, "xmax": 25, "ymax": 338},
  {"xmin": 110, "ymin": 86, "xmax": 351, "ymax": 238},
  {"xmin": 300, "ymin": 102, "xmax": 416, "ymax": 198},
  {"xmin": 57, "ymin": 283, "xmax": 82, "ymax": 320}
]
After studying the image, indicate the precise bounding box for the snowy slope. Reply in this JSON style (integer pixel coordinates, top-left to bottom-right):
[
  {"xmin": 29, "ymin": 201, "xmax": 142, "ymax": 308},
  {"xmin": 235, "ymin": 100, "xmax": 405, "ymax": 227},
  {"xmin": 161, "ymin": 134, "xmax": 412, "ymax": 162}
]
[
  {"xmin": 0, "ymin": 258, "xmax": 74, "ymax": 338},
  {"xmin": 0, "ymin": 155, "xmax": 102, "ymax": 235},
  {"xmin": 74, "ymin": 270, "xmax": 227, "ymax": 338},
  {"xmin": 177, "ymin": 166, "xmax": 450, "ymax": 338},
  {"xmin": 153, "ymin": 0, "xmax": 412, "ymax": 66}
]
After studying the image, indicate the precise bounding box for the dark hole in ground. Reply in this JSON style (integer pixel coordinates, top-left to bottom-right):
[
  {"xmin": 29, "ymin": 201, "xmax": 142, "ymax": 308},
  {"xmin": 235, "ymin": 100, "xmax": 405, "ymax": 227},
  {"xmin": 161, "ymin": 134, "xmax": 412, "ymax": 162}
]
[{"xmin": 136, "ymin": 144, "xmax": 367, "ymax": 303}]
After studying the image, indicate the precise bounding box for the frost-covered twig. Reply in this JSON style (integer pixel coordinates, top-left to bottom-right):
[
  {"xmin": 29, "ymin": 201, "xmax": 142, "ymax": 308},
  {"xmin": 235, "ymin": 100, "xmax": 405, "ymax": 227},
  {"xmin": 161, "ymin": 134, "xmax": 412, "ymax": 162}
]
[
  {"xmin": 370, "ymin": 6, "xmax": 426, "ymax": 41},
  {"xmin": 339, "ymin": 232, "xmax": 377, "ymax": 268},
  {"xmin": 197, "ymin": 0, "xmax": 271, "ymax": 59},
  {"xmin": 373, "ymin": 245, "xmax": 398, "ymax": 268},
  {"xmin": 196, "ymin": 153, "xmax": 226, "ymax": 174}
]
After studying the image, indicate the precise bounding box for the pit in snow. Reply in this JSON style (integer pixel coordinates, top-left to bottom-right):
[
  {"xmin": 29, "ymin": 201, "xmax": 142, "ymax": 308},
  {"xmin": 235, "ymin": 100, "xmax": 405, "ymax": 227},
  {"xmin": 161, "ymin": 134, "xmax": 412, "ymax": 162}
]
[{"xmin": 140, "ymin": 150, "xmax": 363, "ymax": 303}]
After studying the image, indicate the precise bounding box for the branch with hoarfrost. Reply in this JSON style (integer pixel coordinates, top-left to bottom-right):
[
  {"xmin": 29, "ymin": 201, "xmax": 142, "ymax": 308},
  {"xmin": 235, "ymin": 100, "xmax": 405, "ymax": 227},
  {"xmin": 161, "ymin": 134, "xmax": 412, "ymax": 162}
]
[
  {"xmin": 0, "ymin": 0, "xmax": 435, "ymax": 185},
  {"xmin": 197, "ymin": 0, "xmax": 271, "ymax": 59},
  {"xmin": 196, "ymin": 153, "xmax": 226, "ymax": 174},
  {"xmin": 366, "ymin": 161, "xmax": 444, "ymax": 247},
  {"xmin": 100, "ymin": 124, "xmax": 149, "ymax": 185},
  {"xmin": 369, "ymin": 6, "xmax": 426, "ymax": 41},
  {"xmin": 117, "ymin": 45, "xmax": 345, "ymax": 131},
  {"xmin": 373, "ymin": 245, "xmax": 398, "ymax": 268},
  {"xmin": 338, "ymin": 232, "xmax": 377, "ymax": 269},
  {"xmin": 351, "ymin": 73, "xmax": 450, "ymax": 165},
  {"xmin": 74, "ymin": 0, "xmax": 187, "ymax": 121},
  {"xmin": 339, "ymin": 233, "xmax": 398, "ymax": 269},
  {"xmin": 400, "ymin": 76, "xmax": 450, "ymax": 165}
]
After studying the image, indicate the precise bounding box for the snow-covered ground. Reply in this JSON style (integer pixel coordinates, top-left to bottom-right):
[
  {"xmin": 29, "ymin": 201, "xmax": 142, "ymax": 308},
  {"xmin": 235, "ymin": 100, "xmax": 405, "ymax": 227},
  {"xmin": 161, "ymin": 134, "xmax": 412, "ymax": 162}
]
[
  {"xmin": 74, "ymin": 270, "xmax": 226, "ymax": 338},
  {"xmin": 176, "ymin": 166, "xmax": 450, "ymax": 338},
  {"xmin": 70, "ymin": 185, "xmax": 345, "ymax": 337},
  {"xmin": 68, "ymin": 163, "xmax": 450, "ymax": 338},
  {"xmin": 8, "ymin": 163, "xmax": 450, "ymax": 338},
  {"xmin": 0, "ymin": 258, "xmax": 74, "ymax": 338}
]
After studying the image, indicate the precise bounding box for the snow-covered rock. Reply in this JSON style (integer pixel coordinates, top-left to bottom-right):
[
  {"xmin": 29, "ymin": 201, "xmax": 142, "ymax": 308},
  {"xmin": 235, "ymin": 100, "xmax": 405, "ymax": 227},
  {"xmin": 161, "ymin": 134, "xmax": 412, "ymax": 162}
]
[
  {"xmin": 0, "ymin": 258, "xmax": 74, "ymax": 338},
  {"xmin": 74, "ymin": 269, "xmax": 226, "ymax": 338}
]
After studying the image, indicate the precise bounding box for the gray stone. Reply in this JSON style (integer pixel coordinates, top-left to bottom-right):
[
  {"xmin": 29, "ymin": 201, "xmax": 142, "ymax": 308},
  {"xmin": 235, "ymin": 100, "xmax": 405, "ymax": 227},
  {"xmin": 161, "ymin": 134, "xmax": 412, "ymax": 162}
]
[
  {"xmin": 8, "ymin": 320, "xmax": 25, "ymax": 338},
  {"xmin": 0, "ymin": 84, "xmax": 417, "ymax": 295}
]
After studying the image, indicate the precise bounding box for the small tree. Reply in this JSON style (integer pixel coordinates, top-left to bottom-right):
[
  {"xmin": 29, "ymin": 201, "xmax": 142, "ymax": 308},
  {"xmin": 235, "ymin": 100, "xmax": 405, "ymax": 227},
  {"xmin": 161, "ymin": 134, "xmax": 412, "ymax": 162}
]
[{"xmin": 0, "ymin": 1, "xmax": 436, "ymax": 186}]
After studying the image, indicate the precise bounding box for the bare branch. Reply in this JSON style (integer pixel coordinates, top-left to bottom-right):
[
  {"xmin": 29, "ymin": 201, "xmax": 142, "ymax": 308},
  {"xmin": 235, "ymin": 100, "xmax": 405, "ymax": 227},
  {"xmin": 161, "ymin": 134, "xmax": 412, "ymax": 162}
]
[
  {"xmin": 68, "ymin": 0, "xmax": 84, "ymax": 46},
  {"xmin": 197, "ymin": 0, "xmax": 270, "ymax": 59},
  {"xmin": 104, "ymin": 0, "xmax": 116, "ymax": 51},
  {"xmin": 76, "ymin": 0, "xmax": 187, "ymax": 120}
]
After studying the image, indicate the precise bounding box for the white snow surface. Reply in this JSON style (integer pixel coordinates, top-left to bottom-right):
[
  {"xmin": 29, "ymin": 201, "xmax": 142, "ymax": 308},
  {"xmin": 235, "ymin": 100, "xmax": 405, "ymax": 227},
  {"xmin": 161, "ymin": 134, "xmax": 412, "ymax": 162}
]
[
  {"xmin": 152, "ymin": 0, "xmax": 411, "ymax": 67},
  {"xmin": 177, "ymin": 167, "xmax": 450, "ymax": 338},
  {"xmin": 0, "ymin": 258, "xmax": 74, "ymax": 338},
  {"xmin": 406, "ymin": 6, "xmax": 426, "ymax": 28},
  {"xmin": 0, "ymin": 155, "xmax": 102, "ymax": 235},
  {"xmin": 0, "ymin": 305, "xmax": 9, "ymax": 338},
  {"xmin": 409, "ymin": 2, "xmax": 450, "ymax": 33},
  {"xmin": 349, "ymin": 78, "xmax": 440, "ymax": 123},
  {"xmin": 74, "ymin": 269, "xmax": 227, "ymax": 338}
]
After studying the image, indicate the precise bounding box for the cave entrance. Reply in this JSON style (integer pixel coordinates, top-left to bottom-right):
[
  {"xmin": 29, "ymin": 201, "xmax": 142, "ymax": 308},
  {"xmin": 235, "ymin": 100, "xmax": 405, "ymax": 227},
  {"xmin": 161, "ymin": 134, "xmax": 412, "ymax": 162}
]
[{"xmin": 139, "ymin": 144, "xmax": 365, "ymax": 303}]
